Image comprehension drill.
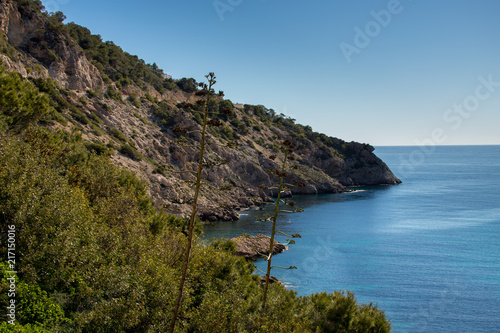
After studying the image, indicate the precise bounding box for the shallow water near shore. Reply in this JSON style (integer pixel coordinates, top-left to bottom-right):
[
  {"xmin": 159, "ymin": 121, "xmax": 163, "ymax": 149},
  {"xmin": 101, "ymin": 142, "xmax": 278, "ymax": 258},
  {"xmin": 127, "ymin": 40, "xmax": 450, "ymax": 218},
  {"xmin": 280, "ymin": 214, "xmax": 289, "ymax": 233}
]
[{"xmin": 203, "ymin": 145, "xmax": 500, "ymax": 332}]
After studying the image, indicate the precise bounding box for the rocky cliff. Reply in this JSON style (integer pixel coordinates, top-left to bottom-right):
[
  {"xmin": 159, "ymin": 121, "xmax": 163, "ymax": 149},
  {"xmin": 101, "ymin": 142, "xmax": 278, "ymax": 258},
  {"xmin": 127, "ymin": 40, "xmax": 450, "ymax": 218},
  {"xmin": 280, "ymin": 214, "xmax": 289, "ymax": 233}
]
[
  {"xmin": 0, "ymin": 0, "xmax": 400, "ymax": 221},
  {"xmin": 0, "ymin": 0, "xmax": 103, "ymax": 89}
]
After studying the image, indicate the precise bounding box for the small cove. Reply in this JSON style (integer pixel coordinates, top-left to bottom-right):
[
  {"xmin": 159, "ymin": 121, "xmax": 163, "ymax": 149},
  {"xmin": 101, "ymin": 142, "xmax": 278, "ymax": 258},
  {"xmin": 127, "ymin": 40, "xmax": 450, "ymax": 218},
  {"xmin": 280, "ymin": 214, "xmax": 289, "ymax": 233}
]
[{"xmin": 203, "ymin": 146, "xmax": 500, "ymax": 332}]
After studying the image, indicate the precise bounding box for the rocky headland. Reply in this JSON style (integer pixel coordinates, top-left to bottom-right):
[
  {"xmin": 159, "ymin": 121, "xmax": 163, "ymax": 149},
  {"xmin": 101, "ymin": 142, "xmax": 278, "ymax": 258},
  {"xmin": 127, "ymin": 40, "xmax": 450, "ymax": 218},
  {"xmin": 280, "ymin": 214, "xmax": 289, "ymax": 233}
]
[{"xmin": 0, "ymin": 0, "xmax": 401, "ymax": 221}]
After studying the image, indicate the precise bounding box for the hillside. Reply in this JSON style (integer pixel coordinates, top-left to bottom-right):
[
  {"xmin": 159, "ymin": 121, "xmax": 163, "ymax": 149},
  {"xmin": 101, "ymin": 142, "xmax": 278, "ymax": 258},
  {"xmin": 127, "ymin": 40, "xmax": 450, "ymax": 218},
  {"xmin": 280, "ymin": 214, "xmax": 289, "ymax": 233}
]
[
  {"xmin": 0, "ymin": 0, "xmax": 400, "ymax": 221},
  {"xmin": 0, "ymin": 1, "xmax": 396, "ymax": 331}
]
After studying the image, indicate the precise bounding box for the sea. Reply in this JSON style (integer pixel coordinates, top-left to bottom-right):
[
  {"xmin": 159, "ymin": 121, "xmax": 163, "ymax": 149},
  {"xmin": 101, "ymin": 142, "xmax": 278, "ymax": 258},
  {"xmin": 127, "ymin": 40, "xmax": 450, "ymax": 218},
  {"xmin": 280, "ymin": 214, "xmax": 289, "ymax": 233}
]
[{"xmin": 202, "ymin": 145, "xmax": 500, "ymax": 333}]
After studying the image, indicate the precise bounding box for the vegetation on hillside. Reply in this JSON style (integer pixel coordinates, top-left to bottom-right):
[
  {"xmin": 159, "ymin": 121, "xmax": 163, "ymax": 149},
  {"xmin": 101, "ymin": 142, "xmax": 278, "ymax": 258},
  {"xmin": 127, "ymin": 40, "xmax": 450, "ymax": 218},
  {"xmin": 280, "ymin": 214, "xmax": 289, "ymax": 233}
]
[
  {"xmin": 0, "ymin": 63, "xmax": 391, "ymax": 332},
  {"xmin": 67, "ymin": 22, "xmax": 176, "ymax": 93},
  {"xmin": 7, "ymin": 0, "xmax": 364, "ymax": 172},
  {"xmin": 0, "ymin": 1, "xmax": 393, "ymax": 331},
  {"xmin": 15, "ymin": 0, "xmax": 354, "ymax": 160}
]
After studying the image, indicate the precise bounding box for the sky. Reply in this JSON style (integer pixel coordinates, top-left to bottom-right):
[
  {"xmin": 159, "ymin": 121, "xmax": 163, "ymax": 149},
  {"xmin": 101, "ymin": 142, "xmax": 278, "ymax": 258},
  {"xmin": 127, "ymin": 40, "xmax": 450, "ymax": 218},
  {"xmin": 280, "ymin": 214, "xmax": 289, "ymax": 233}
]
[{"xmin": 40, "ymin": 0, "xmax": 500, "ymax": 146}]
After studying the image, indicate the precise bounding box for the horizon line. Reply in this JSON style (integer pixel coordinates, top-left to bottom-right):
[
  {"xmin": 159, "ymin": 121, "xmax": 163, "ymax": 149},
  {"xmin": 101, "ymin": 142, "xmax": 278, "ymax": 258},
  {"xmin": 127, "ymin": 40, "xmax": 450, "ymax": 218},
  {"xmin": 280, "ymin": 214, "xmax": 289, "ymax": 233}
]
[{"xmin": 374, "ymin": 143, "xmax": 500, "ymax": 147}]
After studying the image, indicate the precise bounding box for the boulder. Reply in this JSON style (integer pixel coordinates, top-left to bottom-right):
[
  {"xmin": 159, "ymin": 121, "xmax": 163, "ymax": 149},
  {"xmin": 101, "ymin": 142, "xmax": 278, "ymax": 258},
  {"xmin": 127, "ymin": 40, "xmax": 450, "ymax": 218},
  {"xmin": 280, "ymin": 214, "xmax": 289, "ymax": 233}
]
[
  {"xmin": 259, "ymin": 275, "xmax": 280, "ymax": 284},
  {"xmin": 231, "ymin": 234, "xmax": 285, "ymax": 260}
]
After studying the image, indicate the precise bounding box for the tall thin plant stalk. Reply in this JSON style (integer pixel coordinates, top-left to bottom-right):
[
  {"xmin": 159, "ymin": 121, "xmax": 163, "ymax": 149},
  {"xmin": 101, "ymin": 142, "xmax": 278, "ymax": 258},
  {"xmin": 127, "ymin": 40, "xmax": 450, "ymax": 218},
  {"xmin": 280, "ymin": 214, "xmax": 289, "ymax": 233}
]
[
  {"xmin": 259, "ymin": 139, "xmax": 302, "ymax": 324},
  {"xmin": 169, "ymin": 73, "xmax": 216, "ymax": 333},
  {"xmin": 260, "ymin": 148, "xmax": 289, "ymax": 314}
]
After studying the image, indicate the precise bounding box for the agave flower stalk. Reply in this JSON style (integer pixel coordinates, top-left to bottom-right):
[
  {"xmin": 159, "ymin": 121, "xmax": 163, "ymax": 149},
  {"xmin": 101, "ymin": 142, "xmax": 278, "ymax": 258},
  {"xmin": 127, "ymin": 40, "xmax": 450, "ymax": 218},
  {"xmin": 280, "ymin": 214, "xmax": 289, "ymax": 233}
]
[
  {"xmin": 260, "ymin": 140, "xmax": 299, "ymax": 320},
  {"xmin": 170, "ymin": 73, "xmax": 216, "ymax": 333}
]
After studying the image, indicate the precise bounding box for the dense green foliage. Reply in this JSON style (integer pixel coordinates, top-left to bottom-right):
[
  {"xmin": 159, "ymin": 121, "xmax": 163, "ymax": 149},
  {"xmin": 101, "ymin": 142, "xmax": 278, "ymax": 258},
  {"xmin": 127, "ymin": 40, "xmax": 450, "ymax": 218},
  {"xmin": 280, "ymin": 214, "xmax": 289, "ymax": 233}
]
[
  {"xmin": 0, "ymin": 66, "xmax": 51, "ymax": 131},
  {"xmin": 13, "ymin": 0, "xmax": 44, "ymax": 13},
  {"xmin": 176, "ymin": 78, "xmax": 198, "ymax": 93}
]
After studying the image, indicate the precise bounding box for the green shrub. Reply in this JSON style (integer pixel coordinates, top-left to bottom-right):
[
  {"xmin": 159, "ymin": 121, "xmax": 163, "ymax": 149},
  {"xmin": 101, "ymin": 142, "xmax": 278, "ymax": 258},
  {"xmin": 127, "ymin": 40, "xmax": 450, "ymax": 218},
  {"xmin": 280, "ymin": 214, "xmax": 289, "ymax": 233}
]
[
  {"xmin": 299, "ymin": 291, "xmax": 391, "ymax": 332},
  {"xmin": 89, "ymin": 111, "xmax": 104, "ymax": 124},
  {"xmin": 84, "ymin": 141, "xmax": 111, "ymax": 155},
  {"xmin": 109, "ymin": 127, "xmax": 128, "ymax": 142},
  {"xmin": 151, "ymin": 102, "xmax": 171, "ymax": 126},
  {"xmin": 145, "ymin": 92, "xmax": 156, "ymax": 103},
  {"xmin": 219, "ymin": 124, "xmax": 234, "ymax": 141},
  {"xmin": 52, "ymin": 110, "xmax": 67, "ymax": 126},
  {"xmin": 176, "ymin": 77, "xmax": 197, "ymax": 93},
  {"xmin": 237, "ymin": 122, "xmax": 249, "ymax": 135},
  {"xmin": 89, "ymin": 123, "xmax": 103, "ymax": 136},
  {"xmin": 0, "ymin": 65, "xmax": 52, "ymax": 131},
  {"xmin": 86, "ymin": 89, "xmax": 98, "ymax": 98},
  {"xmin": 134, "ymin": 112, "xmax": 150, "ymax": 125},
  {"xmin": 119, "ymin": 143, "xmax": 142, "ymax": 160},
  {"xmin": 70, "ymin": 109, "xmax": 89, "ymax": 124},
  {"xmin": 152, "ymin": 163, "xmax": 167, "ymax": 176},
  {"xmin": 0, "ymin": 263, "xmax": 67, "ymax": 330},
  {"xmin": 163, "ymin": 77, "xmax": 177, "ymax": 91},
  {"xmin": 104, "ymin": 86, "xmax": 122, "ymax": 101},
  {"xmin": 128, "ymin": 93, "xmax": 140, "ymax": 108}
]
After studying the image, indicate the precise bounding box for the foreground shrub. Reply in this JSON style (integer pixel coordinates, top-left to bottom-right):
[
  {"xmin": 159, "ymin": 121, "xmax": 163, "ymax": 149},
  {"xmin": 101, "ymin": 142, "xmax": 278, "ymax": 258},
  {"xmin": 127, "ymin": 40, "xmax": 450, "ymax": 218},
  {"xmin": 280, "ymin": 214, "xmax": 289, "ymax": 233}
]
[{"xmin": 300, "ymin": 291, "xmax": 391, "ymax": 332}]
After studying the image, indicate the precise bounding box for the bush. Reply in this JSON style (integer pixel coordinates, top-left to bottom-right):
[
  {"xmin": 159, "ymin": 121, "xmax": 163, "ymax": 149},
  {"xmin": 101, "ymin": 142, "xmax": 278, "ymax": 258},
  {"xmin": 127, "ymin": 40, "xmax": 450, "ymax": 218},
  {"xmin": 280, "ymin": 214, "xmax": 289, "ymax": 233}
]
[
  {"xmin": 0, "ymin": 65, "xmax": 52, "ymax": 131},
  {"xmin": 109, "ymin": 127, "xmax": 128, "ymax": 142},
  {"xmin": 14, "ymin": 0, "xmax": 45, "ymax": 13},
  {"xmin": 237, "ymin": 122, "xmax": 249, "ymax": 135},
  {"xmin": 0, "ymin": 263, "xmax": 67, "ymax": 330},
  {"xmin": 104, "ymin": 86, "xmax": 122, "ymax": 101},
  {"xmin": 86, "ymin": 89, "xmax": 98, "ymax": 98},
  {"xmin": 163, "ymin": 77, "xmax": 177, "ymax": 91},
  {"xmin": 84, "ymin": 141, "xmax": 111, "ymax": 155},
  {"xmin": 119, "ymin": 143, "xmax": 142, "ymax": 160},
  {"xmin": 219, "ymin": 124, "xmax": 234, "ymax": 141},
  {"xmin": 89, "ymin": 111, "xmax": 104, "ymax": 124},
  {"xmin": 128, "ymin": 93, "xmax": 141, "ymax": 108},
  {"xmin": 151, "ymin": 102, "xmax": 171, "ymax": 126},
  {"xmin": 176, "ymin": 77, "xmax": 197, "ymax": 93},
  {"xmin": 145, "ymin": 92, "xmax": 156, "ymax": 103},
  {"xmin": 300, "ymin": 291, "xmax": 391, "ymax": 332},
  {"xmin": 70, "ymin": 109, "xmax": 90, "ymax": 124}
]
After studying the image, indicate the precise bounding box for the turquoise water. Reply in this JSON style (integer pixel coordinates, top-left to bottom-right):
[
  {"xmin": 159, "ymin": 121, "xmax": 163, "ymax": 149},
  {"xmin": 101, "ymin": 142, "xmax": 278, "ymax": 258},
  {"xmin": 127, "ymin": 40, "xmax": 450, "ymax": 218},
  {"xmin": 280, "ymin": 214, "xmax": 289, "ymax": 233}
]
[{"xmin": 203, "ymin": 146, "xmax": 500, "ymax": 332}]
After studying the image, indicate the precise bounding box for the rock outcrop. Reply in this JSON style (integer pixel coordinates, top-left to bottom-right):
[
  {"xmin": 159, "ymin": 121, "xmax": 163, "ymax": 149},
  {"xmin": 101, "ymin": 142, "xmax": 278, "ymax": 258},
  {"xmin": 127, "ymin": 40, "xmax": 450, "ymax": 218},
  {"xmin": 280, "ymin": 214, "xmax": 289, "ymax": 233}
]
[
  {"xmin": 258, "ymin": 275, "xmax": 280, "ymax": 284},
  {"xmin": 231, "ymin": 234, "xmax": 286, "ymax": 261},
  {"xmin": 308, "ymin": 140, "xmax": 401, "ymax": 186},
  {"xmin": 0, "ymin": 0, "xmax": 103, "ymax": 90}
]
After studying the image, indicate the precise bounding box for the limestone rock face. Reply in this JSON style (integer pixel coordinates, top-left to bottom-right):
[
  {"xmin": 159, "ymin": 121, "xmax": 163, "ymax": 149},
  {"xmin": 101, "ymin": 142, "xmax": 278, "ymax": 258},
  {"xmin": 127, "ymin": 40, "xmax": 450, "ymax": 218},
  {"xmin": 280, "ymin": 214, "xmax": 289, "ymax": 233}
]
[
  {"xmin": 311, "ymin": 141, "xmax": 401, "ymax": 186},
  {"xmin": 0, "ymin": 0, "xmax": 103, "ymax": 90}
]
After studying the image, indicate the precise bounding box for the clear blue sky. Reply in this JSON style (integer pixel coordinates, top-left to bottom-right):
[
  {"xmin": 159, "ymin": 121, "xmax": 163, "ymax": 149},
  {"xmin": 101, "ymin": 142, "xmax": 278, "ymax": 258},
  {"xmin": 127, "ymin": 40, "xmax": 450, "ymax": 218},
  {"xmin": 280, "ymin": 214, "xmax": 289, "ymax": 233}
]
[{"xmin": 41, "ymin": 0, "xmax": 500, "ymax": 146}]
